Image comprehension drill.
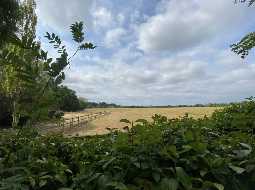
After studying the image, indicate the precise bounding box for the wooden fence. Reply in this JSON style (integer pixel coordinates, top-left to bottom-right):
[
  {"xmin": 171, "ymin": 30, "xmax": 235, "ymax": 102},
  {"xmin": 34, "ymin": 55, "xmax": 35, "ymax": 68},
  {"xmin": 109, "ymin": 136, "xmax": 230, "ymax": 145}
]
[
  {"xmin": 37, "ymin": 111, "xmax": 111, "ymax": 133},
  {"xmin": 57, "ymin": 111, "xmax": 110, "ymax": 128}
]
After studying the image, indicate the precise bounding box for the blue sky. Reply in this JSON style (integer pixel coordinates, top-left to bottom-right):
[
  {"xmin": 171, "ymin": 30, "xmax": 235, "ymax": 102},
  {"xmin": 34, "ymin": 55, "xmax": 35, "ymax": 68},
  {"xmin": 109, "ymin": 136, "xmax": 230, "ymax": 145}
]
[{"xmin": 35, "ymin": 0, "xmax": 255, "ymax": 105}]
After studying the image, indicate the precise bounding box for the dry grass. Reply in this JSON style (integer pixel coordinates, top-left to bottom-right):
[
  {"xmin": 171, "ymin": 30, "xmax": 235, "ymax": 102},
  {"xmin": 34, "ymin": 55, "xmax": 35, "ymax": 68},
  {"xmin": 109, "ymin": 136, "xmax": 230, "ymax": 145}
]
[{"xmin": 66, "ymin": 107, "xmax": 219, "ymax": 136}]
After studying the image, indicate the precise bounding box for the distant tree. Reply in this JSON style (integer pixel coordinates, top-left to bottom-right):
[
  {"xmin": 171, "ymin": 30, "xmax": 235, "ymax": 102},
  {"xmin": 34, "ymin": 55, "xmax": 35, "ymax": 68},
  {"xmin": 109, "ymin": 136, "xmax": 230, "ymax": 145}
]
[
  {"xmin": 79, "ymin": 97, "xmax": 88, "ymax": 110},
  {"xmin": 55, "ymin": 86, "xmax": 81, "ymax": 112}
]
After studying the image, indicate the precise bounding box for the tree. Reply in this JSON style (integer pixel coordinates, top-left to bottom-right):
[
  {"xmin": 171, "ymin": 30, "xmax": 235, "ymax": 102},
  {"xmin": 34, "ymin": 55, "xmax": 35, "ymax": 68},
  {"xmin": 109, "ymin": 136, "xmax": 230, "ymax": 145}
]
[
  {"xmin": 0, "ymin": 0, "xmax": 20, "ymax": 47},
  {"xmin": 0, "ymin": 0, "xmax": 41, "ymax": 127},
  {"xmin": 0, "ymin": 0, "xmax": 95, "ymax": 127},
  {"xmin": 55, "ymin": 86, "xmax": 81, "ymax": 112},
  {"xmin": 231, "ymin": 1, "xmax": 255, "ymax": 58}
]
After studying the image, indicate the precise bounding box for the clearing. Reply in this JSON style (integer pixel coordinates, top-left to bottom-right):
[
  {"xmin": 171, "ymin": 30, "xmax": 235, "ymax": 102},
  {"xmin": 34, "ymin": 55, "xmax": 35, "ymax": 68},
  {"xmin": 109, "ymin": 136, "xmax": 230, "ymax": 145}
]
[{"xmin": 64, "ymin": 107, "xmax": 219, "ymax": 136}]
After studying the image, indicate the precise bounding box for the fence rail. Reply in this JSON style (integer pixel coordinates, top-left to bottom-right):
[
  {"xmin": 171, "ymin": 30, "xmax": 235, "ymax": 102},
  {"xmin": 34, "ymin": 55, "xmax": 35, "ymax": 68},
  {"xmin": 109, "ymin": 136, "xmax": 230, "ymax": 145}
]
[
  {"xmin": 58, "ymin": 111, "xmax": 110, "ymax": 128},
  {"xmin": 39, "ymin": 111, "xmax": 111, "ymax": 132}
]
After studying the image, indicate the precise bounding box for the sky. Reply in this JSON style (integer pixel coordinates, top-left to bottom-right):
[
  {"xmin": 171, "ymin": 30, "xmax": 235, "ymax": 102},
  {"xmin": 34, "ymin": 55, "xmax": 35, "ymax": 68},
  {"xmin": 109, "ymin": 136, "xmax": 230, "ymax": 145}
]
[{"xmin": 35, "ymin": 0, "xmax": 255, "ymax": 106}]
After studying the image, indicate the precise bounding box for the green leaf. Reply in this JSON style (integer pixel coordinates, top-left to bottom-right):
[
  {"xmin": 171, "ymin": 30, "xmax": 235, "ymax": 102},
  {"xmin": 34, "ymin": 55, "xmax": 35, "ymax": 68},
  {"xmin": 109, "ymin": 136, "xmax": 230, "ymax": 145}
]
[
  {"xmin": 191, "ymin": 142, "xmax": 207, "ymax": 153},
  {"xmin": 214, "ymin": 183, "xmax": 224, "ymax": 190},
  {"xmin": 102, "ymin": 157, "xmax": 116, "ymax": 170},
  {"xmin": 86, "ymin": 173, "xmax": 101, "ymax": 183},
  {"xmin": 231, "ymin": 141, "xmax": 252, "ymax": 160},
  {"xmin": 200, "ymin": 170, "xmax": 207, "ymax": 177},
  {"xmin": 79, "ymin": 42, "xmax": 96, "ymax": 50},
  {"xmin": 202, "ymin": 181, "xmax": 224, "ymax": 190},
  {"xmin": 184, "ymin": 130, "xmax": 194, "ymax": 141},
  {"xmin": 39, "ymin": 180, "xmax": 47, "ymax": 187},
  {"xmin": 233, "ymin": 149, "xmax": 251, "ymax": 159},
  {"xmin": 97, "ymin": 175, "xmax": 110, "ymax": 189},
  {"xmin": 239, "ymin": 143, "xmax": 252, "ymax": 150},
  {"xmin": 160, "ymin": 178, "xmax": 178, "ymax": 190},
  {"xmin": 175, "ymin": 167, "xmax": 192, "ymax": 189},
  {"xmin": 135, "ymin": 119, "xmax": 148, "ymax": 124},
  {"xmin": 120, "ymin": 119, "xmax": 131, "ymax": 124},
  {"xmin": 70, "ymin": 22, "xmax": 85, "ymax": 43},
  {"xmin": 152, "ymin": 172, "xmax": 161, "ymax": 183},
  {"xmin": 107, "ymin": 182, "xmax": 128, "ymax": 190},
  {"xmin": 228, "ymin": 164, "xmax": 246, "ymax": 174}
]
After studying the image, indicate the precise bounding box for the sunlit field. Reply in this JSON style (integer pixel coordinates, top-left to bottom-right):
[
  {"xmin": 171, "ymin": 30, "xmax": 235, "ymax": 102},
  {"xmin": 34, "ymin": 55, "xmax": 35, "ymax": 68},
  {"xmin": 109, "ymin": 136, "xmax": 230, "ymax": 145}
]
[{"xmin": 65, "ymin": 107, "xmax": 219, "ymax": 136}]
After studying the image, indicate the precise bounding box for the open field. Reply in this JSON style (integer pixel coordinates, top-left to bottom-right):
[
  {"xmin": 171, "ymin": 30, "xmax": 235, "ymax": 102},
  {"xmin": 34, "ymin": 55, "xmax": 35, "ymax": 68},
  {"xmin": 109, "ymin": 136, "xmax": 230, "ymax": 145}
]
[{"xmin": 65, "ymin": 107, "xmax": 219, "ymax": 136}]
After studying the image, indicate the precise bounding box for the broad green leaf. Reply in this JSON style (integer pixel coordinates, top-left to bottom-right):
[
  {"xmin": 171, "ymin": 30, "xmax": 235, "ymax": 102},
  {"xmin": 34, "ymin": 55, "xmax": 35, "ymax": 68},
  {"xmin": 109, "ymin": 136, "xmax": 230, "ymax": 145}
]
[
  {"xmin": 214, "ymin": 183, "xmax": 224, "ymax": 190},
  {"xmin": 152, "ymin": 172, "xmax": 161, "ymax": 183},
  {"xmin": 102, "ymin": 157, "xmax": 116, "ymax": 170},
  {"xmin": 39, "ymin": 180, "xmax": 47, "ymax": 188},
  {"xmin": 228, "ymin": 164, "xmax": 246, "ymax": 174},
  {"xmin": 120, "ymin": 119, "xmax": 131, "ymax": 124},
  {"xmin": 240, "ymin": 143, "xmax": 252, "ymax": 150},
  {"xmin": 233, "ymin": 149, "xmax": 251, "ymax": 158},
  {"xmin": 176, "ymin": 167, "xmax": 192, "ymax": 189},
  {"xmin": 200, "ymin": 170, "xmax": 207, "ymax": 177},
  {"xmin": 135, "ymin": 119, "xmax": 148, "ymax": 124},
  {"xmin": 86, "ymin": 173, "xmax": 101, "ymax": 183},
  {"xmin": 160, "ymin": 178, "xmax": 178, "ymax": 190},
  {"xmin": 107, "ymin": 182, "xmax": 128, "ymax": 190}
]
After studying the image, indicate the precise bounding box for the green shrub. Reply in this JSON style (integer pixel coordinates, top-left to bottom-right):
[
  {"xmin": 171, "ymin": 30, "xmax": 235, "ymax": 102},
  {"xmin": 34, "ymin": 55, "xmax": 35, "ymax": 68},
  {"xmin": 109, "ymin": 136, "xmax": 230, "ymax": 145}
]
[{"xmin": 0, "ymin": 100, "xmax": 255, "ymax": 189}]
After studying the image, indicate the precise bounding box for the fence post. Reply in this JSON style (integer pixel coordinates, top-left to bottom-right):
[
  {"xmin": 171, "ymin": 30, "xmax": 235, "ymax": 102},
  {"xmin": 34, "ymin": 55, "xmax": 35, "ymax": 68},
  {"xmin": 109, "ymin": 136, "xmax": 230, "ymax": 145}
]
[
  {"xmin": 62, "ymin": 119, "xmax": 65, "ymax": 132},
  {"xmin": 77, "ymin": 116, "xmax": 80, "ymax": 127}
]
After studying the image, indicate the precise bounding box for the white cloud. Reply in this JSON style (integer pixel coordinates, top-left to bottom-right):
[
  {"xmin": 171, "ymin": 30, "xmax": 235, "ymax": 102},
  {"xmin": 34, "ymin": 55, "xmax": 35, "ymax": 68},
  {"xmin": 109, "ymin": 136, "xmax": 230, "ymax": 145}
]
[
  {"xmin": 92, "ymin": 7, "xmax": 113, "ymax": 29},
  {"xmin": 36, "ymin": 0, "xmax": 255, "ymax": 105},
  {"xmin": 138, "ymin": 0, "xmax": 253, "ymax": 52},
  {"xmin": 64, "ymin": 44, "xmax": 255, "ymax": 105},
  {"xmin": 104, "ymin": 28, "xmax": 126, "ymax": 48},
  {"xmin": 36, "ymin": 0, "xmax": 93, "ymax": 30}
]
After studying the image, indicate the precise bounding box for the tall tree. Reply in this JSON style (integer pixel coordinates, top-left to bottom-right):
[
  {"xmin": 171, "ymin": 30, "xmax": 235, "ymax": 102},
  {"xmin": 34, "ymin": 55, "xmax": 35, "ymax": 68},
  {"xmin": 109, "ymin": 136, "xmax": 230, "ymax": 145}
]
[
  {"xmin": 0, "ymin": 0, "xmax": 95, "ymax": 127},
  {"xmin": 0, "ymin": 0, "xmax": 40, "ymax": 127},
  {"xmin": 55, "ymin": 86, "xmax": 81, "ymax": 112},
  {"xmin": 0, "ymin": 0, "xmax": 20, "ymax": 47},
  {"xmin": 18, "ymin": 0, "xmax": 37, "ymax": 41}
]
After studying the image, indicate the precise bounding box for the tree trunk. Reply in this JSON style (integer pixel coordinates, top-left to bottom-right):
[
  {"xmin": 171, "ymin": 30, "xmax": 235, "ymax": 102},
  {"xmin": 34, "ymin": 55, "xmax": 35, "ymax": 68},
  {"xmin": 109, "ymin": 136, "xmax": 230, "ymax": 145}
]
[{"xmin": 12, "ymin": 100, "xmax": 20, "ymax": 127}]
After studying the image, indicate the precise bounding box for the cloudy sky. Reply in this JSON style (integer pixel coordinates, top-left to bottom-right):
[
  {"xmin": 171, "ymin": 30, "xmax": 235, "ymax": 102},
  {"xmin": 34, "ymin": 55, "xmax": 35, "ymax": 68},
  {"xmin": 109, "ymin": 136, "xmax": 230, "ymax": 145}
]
[{"xmin": 35, "ymin": 0, "xmax": 255, "ymax": 106}]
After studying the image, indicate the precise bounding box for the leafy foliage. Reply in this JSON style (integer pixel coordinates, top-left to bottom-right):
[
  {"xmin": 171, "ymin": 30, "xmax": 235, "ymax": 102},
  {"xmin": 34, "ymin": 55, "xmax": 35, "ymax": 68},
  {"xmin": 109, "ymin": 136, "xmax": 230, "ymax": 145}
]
[
  {"xmin": 231, "ymin": 32, "xmax": 255, "ymax": 59},
  {"xmin": 70, "ymin": 22, "xmax": 85, "ymax": 43},
  {"xmin": 0, "ymin": 0, "xmax": 95, "ymax": 127},
  {"xmin": 0, "ymin": 0, "xmax": 20, "ymax": 47},
  {"xmin": 235, "ymin": 0, "xmax": 255, "ymax": 6},
  {"xmin": 1, "ymin": 101, "xmax": 255, "ymax": 190},
  {"xmin": 54, "ymin": 86, "xmax": 84, "ymax": 112},
  {"xmin": 231, "ymin": 0, "xmax": 255, "ymax": 58}
]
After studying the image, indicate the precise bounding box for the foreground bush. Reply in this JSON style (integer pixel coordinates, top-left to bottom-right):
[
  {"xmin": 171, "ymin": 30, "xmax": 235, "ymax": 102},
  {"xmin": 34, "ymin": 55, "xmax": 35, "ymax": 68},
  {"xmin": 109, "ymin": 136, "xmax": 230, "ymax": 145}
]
[{"xmin": 0, "ymin": 101, "xmax": 255, "ymax": 190}]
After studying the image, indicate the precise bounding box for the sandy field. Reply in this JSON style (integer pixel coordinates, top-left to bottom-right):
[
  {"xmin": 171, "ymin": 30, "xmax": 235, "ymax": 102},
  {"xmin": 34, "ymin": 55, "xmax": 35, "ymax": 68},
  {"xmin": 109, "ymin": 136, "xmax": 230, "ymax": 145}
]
[{"xmin": 65, "ymin": 107, "xmax": 219, "ymax": 136}]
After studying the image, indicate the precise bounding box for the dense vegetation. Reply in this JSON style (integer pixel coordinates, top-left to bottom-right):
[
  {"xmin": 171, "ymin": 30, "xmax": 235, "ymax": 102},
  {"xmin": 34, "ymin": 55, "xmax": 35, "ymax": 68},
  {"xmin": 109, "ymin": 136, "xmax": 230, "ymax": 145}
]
[{"xmin": 0, "ymin": 99, "xmax": 255, "ymax": 190}]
